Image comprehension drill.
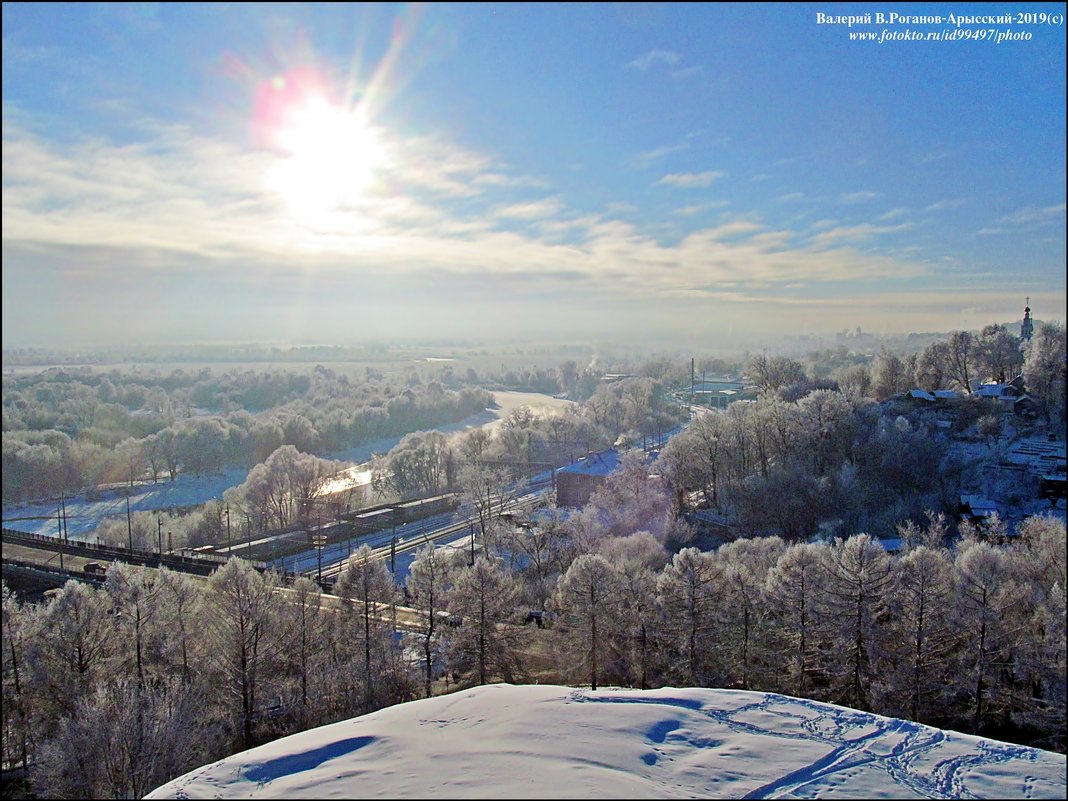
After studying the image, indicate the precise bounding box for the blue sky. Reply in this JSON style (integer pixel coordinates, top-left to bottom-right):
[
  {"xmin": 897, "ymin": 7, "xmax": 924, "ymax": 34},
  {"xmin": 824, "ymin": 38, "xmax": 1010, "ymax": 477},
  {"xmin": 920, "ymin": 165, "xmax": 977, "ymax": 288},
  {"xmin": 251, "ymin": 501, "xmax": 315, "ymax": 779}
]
[{"xmin": 3, "ymin": 3, "xmax": 1064, "ymax": 349}]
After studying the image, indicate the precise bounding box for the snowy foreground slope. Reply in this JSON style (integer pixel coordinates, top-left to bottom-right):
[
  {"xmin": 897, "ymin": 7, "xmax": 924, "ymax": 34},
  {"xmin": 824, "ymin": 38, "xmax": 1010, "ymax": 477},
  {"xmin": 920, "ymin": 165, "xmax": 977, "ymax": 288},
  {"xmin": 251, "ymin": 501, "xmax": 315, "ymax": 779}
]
[{"xmin": 146, "ymin": 684, "xmax": 1066, "ymax": 800}]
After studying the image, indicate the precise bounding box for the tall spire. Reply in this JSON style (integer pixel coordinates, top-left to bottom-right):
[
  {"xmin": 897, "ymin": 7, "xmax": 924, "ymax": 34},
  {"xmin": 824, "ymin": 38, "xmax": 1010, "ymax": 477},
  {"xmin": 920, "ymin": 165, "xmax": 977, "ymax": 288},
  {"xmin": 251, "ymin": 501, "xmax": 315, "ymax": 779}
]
[{"xmin": 1021, "ymin": 297, "xmax": 1033, "ymax": 342}]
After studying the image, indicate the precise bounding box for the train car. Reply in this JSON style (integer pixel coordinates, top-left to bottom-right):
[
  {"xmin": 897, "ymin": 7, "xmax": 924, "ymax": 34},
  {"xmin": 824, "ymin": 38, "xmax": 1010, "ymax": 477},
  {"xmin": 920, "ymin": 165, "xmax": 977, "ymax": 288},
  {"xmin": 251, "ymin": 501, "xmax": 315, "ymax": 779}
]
[
  {"xmin": 392, "ymin": 493, "xmax": 459, "ymax": 525},
  {"xmin": 352, "ymin": 507, "xmax": 395, "ymax": 534}
]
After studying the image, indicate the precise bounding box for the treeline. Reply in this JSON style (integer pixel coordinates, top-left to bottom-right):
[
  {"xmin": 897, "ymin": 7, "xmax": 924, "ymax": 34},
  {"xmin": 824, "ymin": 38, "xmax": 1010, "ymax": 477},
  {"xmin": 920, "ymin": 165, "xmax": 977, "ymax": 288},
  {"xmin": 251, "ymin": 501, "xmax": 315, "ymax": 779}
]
[
  {"xmin": 1, "ymin": 559, "xmax": 422, "ymax": 799},
  {"xmin": 839, "ymin": 321, "xmax": 1065, "ymax": 422},
  {"xmin": 659, "ymin": 389, "xmax": 963, "ymax": 540},
  {"xmin": 3, "ymin": 510, "xmax": 1062, "ymax": 799},
  {"xmin": 372, "ymin": 376, "xmax": 688, "ymax": 500},
  {"xmin": 2, "ymin": 364, "xmax": 492, "ymax": 502}
]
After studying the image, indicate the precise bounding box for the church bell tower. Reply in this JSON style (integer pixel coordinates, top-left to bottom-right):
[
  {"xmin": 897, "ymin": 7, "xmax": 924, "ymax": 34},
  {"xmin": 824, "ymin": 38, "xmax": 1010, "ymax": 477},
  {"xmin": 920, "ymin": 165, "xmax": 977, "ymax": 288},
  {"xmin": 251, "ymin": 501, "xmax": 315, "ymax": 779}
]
[{"xmin": 1021, "ymin": 297, "xmax": 1033, "ymax": 342}]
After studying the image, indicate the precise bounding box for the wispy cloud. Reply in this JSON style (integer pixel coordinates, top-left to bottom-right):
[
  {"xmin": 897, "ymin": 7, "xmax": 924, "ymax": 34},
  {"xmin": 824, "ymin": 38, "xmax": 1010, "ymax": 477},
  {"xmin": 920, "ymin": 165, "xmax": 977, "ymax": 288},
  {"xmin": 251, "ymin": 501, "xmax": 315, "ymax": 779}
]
[
  {"xmin": 878, "ymin": 207, "xmax": 909, "ymax": 220},
  {"xmin": 925, "ymin": 198, "xmax": 967, "ymax": 212},
  {"xmin": 775, "ymin": 192, "xmax": 806, "ymax": 203},
  {"xmin": 625, "ymin": 49, "xmax": 682, "ymax": 71},
  {"xmin": 996, "ymin": 202, "xmax": 1065, "ymax": 225},
  {"xmin": 492, "ymin": 197, "xmax": 564, "ymax": 220},
  {"xmin": 3, "ymin": 107, "xmax": 948, "ymax": 335},
  {"xmin": 635, "ymin": 141, "xmax": 690, "ymax": 164},
  {"xmin": 670, "ymin": 66, "xmax": 703, "ymax": 80},
  {"xmin": 809, "ymin": 222, "xmax": 912, "ymax": 247},
  {"xmin": 656, "ymin": 170, "xmax": 723, "ymax": 188},
  {"xmin": 840, "ymin": 190, "xmax": 879, "ymax": 204},
  {"xmin": 673, "ymin": 201, "xmax": 729, "ymax": 216}
]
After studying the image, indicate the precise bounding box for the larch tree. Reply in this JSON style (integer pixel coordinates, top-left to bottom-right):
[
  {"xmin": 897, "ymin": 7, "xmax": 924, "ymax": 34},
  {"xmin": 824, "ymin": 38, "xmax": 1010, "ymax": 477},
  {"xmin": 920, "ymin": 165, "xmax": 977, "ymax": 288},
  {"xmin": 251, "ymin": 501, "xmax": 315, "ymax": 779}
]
[
  {"xmin": 448, "ymin": 556, "xmax": 520, "ymax": 686},
  {"xmin": 598, "ymin": 532, "xmax": 668, "ymax": 689},
  {"xmin": 407, "ymin": 543, "xmax": 454, "ymax": 698},
  {"xmin": 335, "ymin": 545, "xmax": 397, "ymax": 709},
  {"xmin": 715, "ymin": 537, "xmax": 784, "ymax": 691},
  {"xmin": 819, "ymin": 535, "xmax": 893, "ymax": 712},
  {"xmin": 204, "ymin": 558, "xmax": 286, "ymax": 750},
  {"xmin": 553, "ymin": 554, "xmax": 620, "ymax": 691},
  {"xmin": 656, "ymin": 547, "xmax": 723, "ymax": 687},
  {"xmin": 953, "ymin": 540, "xmax": 1018, "ymax": 735},
  {"xmin": 764, "ymin": 542, "xmax": 827, "ymax": 698},
  {"xmin": 888, "ymin": 545, "xmax": 955, "ymax": 723}
]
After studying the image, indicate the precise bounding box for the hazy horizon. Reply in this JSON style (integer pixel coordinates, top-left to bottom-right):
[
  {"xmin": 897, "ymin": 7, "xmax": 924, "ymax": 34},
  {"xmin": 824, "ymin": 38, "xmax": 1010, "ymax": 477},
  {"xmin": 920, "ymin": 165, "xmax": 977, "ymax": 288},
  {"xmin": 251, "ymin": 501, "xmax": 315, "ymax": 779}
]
[{"xmin": 3, "ymin": 4, "xmax": 1065, "ymax": 349}]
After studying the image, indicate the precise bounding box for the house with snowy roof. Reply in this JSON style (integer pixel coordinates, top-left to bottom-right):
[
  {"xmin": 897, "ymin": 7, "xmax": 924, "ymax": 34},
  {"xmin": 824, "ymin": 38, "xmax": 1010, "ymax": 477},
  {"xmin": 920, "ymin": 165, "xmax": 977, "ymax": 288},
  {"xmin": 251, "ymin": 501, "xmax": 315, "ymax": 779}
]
[{"xmin": 556, "ymin": 448, "xmax": 622, "ymax": 508}]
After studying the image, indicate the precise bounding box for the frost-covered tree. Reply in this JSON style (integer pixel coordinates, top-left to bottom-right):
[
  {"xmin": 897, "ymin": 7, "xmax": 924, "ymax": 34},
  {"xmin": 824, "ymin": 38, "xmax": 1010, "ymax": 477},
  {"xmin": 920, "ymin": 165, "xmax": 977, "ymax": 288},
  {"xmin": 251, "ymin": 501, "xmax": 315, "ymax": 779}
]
[
  {"xmin": 335, "ymin": 545, "xmax": 397, "ymax": 709},
  {"xmin": 280, "ymin": 576, "xmax": 326, "ymax": 723},
  {"xmin": 154, "ymin": 567, "xmax": 201, "ymax": 682},
  {"xmin": 105, "ymin": 562, "xmax": 164, "ymax": 687},
  {"xmin": 553, "ymin": 554, "xmax": 620, "ymax": 690},
  {"xmin": 584, "ymin": 450, "xmax": 673, "ymax": 543},
  {"xmin": 204, "ymin": 559, "xmax": 286, "ymax": 750},
  {"xmin": 887, "ymin": 546, "xmax": 955, "ymax": 722},
  {"xmin": 976, "ymin": 323, "xmax": 1024, "ymax": 383},
  {"xmin": 819, "ymin": 535, "xmax": 893, "ymax": 711},
  {"xmin": 715, "ymin": 538, "xmax": 784, "ymax": 690},
  {"xmin": 2, "ymin": 582, "xmax": 35, "ymax": 771},
  {"xmin": 598, "ymin": 532, "xmax": 667, "ymax": 689},
  {"xmin": 1003, "ymin": 516, "xmax": 1067, "ymax": 746},
  {"xmin": 408, "ymin": 544, "xmax": 454, "ymax": 698},
  {"xmin": 31, "ymin": 678, "xmax": 214, "ymax": 801},
  {"xmin": 764, "ymin": 542, "xmax": 827, "ymax": 697},
  {"xmin": 656, "ymin": 547, "xmax": 722, "ymax": 687},
  {"xmin": 1024, "ymin": 321, "xmax": 1066, "ymax": 425},
  {"xmin": 953, "ymin": 541, "xmax": 1018, "ymax": 734},
  {"xmin": 449, "ymin": 556, "xmax": 520, "ymax": 686},
  {"xmin": 27, "ymin": 581, "xmax": 114, "ymax": 721},
  {"xmin": 946, "ymin": 331, "xmax": 978, "ymax": 394}
]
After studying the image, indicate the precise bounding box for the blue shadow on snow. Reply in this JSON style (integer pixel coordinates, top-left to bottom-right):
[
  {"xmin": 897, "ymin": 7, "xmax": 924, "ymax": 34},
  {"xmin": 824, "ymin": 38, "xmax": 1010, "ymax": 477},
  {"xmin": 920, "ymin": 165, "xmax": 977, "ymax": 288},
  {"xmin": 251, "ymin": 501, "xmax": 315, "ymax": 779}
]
[{"xmin": 245, "ymin": 736, "xmax": 376, "ymax": 783}]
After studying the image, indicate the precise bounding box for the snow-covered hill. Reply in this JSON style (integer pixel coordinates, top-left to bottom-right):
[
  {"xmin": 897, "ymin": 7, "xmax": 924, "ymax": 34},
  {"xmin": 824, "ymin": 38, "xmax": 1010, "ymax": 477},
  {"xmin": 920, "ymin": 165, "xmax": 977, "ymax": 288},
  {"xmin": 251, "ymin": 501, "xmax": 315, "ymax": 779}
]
[{"xmin": 146, "ymin": 684, "xmax": 1066, "ymax": 799}]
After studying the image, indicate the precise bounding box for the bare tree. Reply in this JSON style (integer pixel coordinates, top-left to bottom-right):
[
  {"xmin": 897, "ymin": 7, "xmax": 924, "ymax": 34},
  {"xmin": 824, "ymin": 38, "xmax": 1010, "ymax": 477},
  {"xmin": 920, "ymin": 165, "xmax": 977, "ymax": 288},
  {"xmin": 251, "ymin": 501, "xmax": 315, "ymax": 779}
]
[{"xmin": 408, "ymin": 544, "xmax": 454, "ymax": 698}]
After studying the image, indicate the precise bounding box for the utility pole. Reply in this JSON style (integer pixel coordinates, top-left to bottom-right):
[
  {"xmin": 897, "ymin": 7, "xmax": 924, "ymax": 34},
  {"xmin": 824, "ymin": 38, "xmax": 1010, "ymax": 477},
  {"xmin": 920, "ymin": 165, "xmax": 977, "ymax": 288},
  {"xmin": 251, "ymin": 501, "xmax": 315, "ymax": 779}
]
[
  {"xmin": 57, "ymin": 504, "xmax": 65, "ymax": 572},
  {"xmin": 390, "ymin": 525, "xmax": 397, "ymax": 574},
  {"xmin": 469, "ymin": 522, "xmax": 475, "ymax": 566},
  {"xmin": 157, "ymin": 516, "xmax": 163, "ymax": 556},
  {"xmin": 126, "ymin": 492, "xmax": 133, "ymax": 551},
  {"xmin": 312, "ymin": 533, "xmax": 327, "ymax": 586},
  {"xmin": 225, "ymin": 506, "xmax": 231, "ymax": 553}
]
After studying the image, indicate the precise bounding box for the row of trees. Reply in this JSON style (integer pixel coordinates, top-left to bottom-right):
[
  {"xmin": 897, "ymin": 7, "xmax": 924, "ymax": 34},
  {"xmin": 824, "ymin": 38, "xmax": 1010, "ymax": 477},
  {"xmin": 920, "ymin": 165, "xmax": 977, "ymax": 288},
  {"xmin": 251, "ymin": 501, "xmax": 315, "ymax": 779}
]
[
  {"xmin": 4, "ymin": 504, "xmax": 1063, "ymax": 798},
  {"xmin": 372, "ymin": 377, "xmax": 687, "ymax": 501},
  {"xmin": 658, "ymin": 389, "xmax": 957, "ymax": 540},
  {"xmin": 3, "ymin": 379, "xmax": 492, "ymax": 502},
  {"xmin": 1, "ymin": 556, "xmax": 421, "ymax": 799},
  {"xmin": 545, "ymin": 515, "xmax": 1065, "ymax": 750}
]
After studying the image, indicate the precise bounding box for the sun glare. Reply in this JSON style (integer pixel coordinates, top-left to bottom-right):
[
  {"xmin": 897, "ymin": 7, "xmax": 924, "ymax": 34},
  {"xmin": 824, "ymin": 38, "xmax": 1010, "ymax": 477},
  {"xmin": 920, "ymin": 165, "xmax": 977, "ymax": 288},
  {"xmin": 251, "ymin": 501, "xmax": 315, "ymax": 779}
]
[{"xmin": 265, "ymin": 92, "xmax": 384, "ymax": 222}]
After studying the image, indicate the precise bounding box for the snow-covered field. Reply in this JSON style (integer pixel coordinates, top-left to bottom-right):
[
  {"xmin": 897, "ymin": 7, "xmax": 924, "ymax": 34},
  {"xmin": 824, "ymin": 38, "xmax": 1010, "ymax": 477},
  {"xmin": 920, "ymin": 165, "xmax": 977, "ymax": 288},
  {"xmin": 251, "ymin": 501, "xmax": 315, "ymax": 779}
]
[
  {"xmin": 146, "ymin": 684, "xmax": 1066, "ymax": 800},
  {"xmin": 2, "ymin": 392, "xmax": 574, "ymax": 541}
]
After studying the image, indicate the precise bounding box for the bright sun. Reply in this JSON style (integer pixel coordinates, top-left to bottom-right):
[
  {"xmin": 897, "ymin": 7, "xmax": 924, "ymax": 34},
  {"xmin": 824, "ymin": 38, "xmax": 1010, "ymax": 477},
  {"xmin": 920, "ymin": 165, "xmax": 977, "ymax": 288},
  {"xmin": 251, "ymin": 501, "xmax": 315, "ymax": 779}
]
[{"xmin": 266, "ymin": 94, "xmax": 384, "ymax": 222}]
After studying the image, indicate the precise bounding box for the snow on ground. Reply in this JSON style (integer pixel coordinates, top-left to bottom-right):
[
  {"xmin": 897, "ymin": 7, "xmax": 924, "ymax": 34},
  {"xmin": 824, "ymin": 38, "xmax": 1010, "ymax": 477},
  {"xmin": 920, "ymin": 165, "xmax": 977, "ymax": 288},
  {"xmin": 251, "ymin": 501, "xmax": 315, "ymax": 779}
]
[
  {"xmin": 1, "ymin": 468, "xmax": 248, "ymax": 542},
  {"xmin": 146, "ymin": 684, "xmax": 1066, "ymax": 800}
]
